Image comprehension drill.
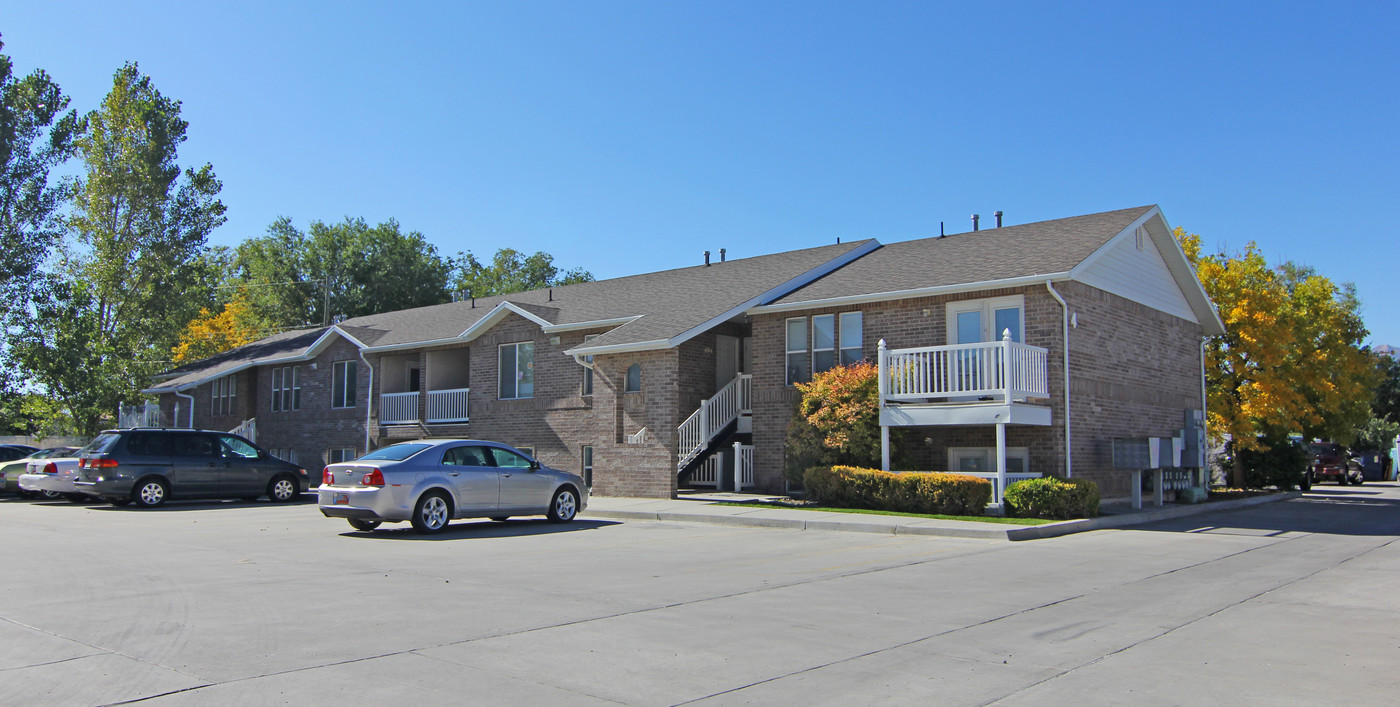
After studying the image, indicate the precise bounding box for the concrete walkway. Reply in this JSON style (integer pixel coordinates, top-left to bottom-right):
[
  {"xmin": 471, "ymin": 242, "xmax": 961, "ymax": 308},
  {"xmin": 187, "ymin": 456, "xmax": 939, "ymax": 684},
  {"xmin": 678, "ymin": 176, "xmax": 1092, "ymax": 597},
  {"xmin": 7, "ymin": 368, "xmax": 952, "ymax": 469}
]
[{"xmin": 582, "ymin": 490, "xmax": 1301, "ymax": 540}]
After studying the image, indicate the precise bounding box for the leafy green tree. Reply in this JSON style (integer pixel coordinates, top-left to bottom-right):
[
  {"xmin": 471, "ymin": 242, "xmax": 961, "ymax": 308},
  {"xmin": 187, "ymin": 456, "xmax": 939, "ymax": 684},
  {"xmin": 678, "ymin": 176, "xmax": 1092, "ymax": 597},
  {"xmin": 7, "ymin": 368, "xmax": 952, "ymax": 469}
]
[
  {"xmin": 12, "ymin": 63, "xmax": 225, "ymax": 435},
  {"xmin": 453, "ymin": 248, "xmax": 593, "ymax": 297},
  {"xmin": 1373, "ymin": 354, "xmax": 1400, "ymax": 425},
  {"xmin": 232, "ymin": 216, "xmax": 452, "ymax": 328}
]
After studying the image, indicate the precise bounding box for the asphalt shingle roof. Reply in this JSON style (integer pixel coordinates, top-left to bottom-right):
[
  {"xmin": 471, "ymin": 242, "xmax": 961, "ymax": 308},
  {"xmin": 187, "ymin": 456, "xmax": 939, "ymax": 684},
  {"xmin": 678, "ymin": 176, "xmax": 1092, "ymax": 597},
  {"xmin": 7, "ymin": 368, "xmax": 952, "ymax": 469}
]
[{"xmin": 767, "ymin": 206, "xmax": 1155, "ymax": 306}]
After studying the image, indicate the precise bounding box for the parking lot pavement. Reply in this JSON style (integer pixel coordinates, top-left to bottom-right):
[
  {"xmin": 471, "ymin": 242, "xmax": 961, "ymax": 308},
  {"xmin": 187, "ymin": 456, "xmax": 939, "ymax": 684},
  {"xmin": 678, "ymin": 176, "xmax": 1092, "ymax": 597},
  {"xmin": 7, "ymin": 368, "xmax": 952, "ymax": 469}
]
[{"xmin": 1, "ymin": 484, "xmax": 1398, "ymax": 705}]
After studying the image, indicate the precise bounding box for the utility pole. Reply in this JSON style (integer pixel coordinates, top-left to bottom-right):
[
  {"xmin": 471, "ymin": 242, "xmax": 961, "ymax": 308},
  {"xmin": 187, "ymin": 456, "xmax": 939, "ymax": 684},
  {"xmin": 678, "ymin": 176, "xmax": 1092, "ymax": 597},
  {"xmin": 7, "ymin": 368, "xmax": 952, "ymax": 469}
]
[{"xmin": 323, "ymin": 275, "xmax": 331, "ymax": 327}]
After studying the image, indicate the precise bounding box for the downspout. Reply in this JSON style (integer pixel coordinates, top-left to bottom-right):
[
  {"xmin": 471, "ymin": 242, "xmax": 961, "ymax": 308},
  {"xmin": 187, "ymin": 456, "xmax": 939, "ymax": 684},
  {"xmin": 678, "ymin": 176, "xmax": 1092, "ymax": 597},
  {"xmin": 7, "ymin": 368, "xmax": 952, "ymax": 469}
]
[
  {"xmin": 359, "ymin": 350, "xmax": 375, "ymax": 454},
  {"xmin": 1045, "ymin": 282, "xmax": 1072, "ymax": 478},
  {"xmin": 1200, "ymin": 336, "xmax": 1209, "ymax": 486},
  {"xmin": 175, "ymin": 386, "xmax": 196, "ymax": 429}
]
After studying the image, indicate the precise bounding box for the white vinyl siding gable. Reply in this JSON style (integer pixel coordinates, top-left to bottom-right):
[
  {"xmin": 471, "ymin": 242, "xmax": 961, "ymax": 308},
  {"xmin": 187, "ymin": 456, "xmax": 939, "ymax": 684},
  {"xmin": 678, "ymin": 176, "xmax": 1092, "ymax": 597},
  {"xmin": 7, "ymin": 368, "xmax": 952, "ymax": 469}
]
[{"xmin": 1075, "ymin": 228, "xmax": 1197, "ymax": 323}]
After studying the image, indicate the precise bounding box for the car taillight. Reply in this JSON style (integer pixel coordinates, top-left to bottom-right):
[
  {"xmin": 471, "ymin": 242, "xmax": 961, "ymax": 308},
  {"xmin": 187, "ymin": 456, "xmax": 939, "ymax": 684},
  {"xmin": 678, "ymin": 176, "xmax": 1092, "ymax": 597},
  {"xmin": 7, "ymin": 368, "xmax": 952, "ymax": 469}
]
[
  {"xmin": 43, "ymin": 462, "xmax": 57, "ymax": 474},
  {"xmin": 323, "ymin": 467, "xmax": 335, "ymax": 485},
  {"xmin": 362, "ymin": 468, "xmax": 385, "ymax": 487},
  {"xmin": 82, "ymin": 458, "xmax": 118, "ymax": 470}
]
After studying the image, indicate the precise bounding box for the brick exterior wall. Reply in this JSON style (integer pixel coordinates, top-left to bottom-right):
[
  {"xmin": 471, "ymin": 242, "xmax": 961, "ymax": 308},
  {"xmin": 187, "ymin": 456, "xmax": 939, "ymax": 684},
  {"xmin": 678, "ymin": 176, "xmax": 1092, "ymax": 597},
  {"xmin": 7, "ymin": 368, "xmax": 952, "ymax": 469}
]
[
  {"xmin": 155, "ymin": 280, "xmax": 1202, "ymax": 502},
  {"xmin": 750, "ymin": 282, "xmax": 1204, "ymax": 499}
]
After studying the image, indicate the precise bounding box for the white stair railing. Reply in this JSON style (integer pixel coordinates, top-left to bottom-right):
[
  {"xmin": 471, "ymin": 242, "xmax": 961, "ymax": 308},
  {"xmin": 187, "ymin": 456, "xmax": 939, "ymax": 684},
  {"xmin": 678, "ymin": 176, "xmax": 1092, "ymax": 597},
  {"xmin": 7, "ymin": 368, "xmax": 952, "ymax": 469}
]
[
  {"xmin": 677, "ymin": 374, "xmax": 751, "ymax": 472},
  {"xmin": 229, "ymin": 418, "xmax": 257, "ymax": 443}
]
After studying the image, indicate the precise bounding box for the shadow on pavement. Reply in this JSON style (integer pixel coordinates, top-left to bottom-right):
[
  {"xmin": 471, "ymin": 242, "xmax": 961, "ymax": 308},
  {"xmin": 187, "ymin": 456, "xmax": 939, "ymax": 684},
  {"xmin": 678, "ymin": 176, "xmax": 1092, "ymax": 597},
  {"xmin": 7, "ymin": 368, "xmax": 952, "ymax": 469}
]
[
  {"xmin": 1132, "ymin": 484, "xmax": 1400, "ymax": 538},
  {"xmin": 339, "ymin": 518, "xmax": 621, "ymax": 541}
]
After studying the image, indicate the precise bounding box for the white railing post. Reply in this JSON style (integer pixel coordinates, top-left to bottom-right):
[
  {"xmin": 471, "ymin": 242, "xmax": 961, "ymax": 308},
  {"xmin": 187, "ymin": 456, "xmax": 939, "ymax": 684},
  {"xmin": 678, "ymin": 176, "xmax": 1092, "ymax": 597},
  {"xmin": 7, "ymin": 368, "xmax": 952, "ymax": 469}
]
[
  {"xmin": 733, "ymin": 441, "xmax": 743, "ymax": 492},
  {"xmin": 699, "ymin": 397, "xmax": 709, "ymax": 445},
  {"xmin": 878, "ymin": 339, "xmax": 890, "ymax": 471},
  {"xmin": 1001, "ymin": 328, "xmax": 1013, "ymax": 402}
]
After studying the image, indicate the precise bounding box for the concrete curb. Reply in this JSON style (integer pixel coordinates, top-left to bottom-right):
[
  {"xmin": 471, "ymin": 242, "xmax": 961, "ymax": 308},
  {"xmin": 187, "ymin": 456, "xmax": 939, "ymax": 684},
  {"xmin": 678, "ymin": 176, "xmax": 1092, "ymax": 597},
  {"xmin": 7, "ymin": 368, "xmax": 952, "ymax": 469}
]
[{"xmin": 584, "ymin": 491, "xmax": 1302, "ymax": 541}]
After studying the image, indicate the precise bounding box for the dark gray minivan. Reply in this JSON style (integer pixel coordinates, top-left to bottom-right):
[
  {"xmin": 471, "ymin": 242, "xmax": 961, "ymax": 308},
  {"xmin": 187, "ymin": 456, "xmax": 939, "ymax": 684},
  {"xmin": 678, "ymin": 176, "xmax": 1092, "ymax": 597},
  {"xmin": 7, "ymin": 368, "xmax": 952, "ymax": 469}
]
[{"xmin": 73, "ymin": 429, "xmax": 310, "ymax": 507}]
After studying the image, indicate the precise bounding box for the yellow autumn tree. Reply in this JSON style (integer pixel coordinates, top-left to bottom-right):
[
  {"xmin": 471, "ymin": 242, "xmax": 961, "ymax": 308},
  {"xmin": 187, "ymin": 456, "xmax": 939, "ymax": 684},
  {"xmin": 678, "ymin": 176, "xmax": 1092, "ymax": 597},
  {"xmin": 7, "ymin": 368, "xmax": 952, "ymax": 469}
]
[
  {"xmin": 1179, "ymin": 227, "xmax": 1378, "ymax": 485},
  {"xmin": 171, "ymin": 295, "xmax": 263, "ymax": 364}
]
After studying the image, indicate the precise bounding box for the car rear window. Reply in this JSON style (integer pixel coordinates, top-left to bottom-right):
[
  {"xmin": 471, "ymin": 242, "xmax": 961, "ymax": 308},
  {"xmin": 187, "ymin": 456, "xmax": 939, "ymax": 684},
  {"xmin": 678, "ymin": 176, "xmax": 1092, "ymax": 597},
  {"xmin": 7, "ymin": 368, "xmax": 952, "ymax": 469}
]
[
  {"xmin": 358, "ymin": 443, "xmax": 433, "ymax": 462},
  {"xmin": 78, "ymin": 434, "xmax": 122, "ymax": 456}
]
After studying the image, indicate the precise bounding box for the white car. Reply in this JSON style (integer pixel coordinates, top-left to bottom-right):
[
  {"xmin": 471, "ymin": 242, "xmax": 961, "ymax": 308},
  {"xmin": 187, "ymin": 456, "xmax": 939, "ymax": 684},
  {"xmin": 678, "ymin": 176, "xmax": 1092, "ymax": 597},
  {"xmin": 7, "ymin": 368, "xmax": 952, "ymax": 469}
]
[{"xmin": 17, "ymin": 456, "xmax": 87, "ymax": 502}]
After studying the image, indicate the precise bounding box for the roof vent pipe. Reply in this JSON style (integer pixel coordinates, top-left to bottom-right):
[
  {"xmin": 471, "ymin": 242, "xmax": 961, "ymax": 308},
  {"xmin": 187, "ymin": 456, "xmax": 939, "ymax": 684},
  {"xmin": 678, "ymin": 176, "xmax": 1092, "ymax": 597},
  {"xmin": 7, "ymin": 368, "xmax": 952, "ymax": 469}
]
[
  {"xmin": 549, "ymin": 287, "xmax": 553, "ymax": 302},
  {"xmin": 704, "ymin": 250, "xmax": 710, "ymax": 266},
  {"xmin": 971, "ymin": 214, "xmax": 980, "ymax": 231},
  {"xmin": 719, "ymin": 248, "xmax": 726, "ymax": 262},
  {"xmin": 940, "ymin": 221, "xmax": 945, "ymax": 238},
  {"xmin": 995, "ymin": 210, "xmax": 1003, "ymax": 228}
]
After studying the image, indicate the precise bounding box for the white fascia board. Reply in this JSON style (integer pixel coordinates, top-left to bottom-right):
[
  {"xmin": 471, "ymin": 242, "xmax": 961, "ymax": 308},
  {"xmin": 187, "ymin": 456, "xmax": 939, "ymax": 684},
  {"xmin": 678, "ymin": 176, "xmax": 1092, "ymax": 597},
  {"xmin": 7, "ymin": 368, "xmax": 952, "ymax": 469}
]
[
  {"xmin": 1067, "ymin": 207, "xmax": 1226, "ymax": 336},
  {"xmin": 451, "ymin": 301, "xmax": 553, "ymax": 344},
  {"xmin": 303, "ymin": 326, "xmax": 366, "ymax": 358},
  {"xmin": 361, "ymin": 336, "xmax": 469, "ymax": 355},
  {"xmin": 141, "ymin": 354, "xmax": 317, "ymax": 394},
  {"xmin": 542, "ymin": 315, "xmax": 642, "ymax": 334},
  {"xmin": 747, "ymin": 272, "xmax": 1074, "ymax": 315},
  {"xmin": 563, "ymin": 338, "xmax": 672, "ymax": 357},
  {"xmin": 662, "ymin": 239, "xmax": 883, "ymax": 347}
]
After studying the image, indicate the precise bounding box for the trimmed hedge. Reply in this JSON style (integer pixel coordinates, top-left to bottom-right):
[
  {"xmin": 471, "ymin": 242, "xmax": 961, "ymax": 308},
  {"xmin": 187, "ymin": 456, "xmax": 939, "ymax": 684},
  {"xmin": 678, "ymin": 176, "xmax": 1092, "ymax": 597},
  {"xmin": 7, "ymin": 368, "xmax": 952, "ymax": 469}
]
[
  {"xmin": 1002, "ymin": 477, "xmax": 1101, "ymax": 519},
  {"xmin": 802, "ymin": 466, "xmax": 992, "ymax": 515}
]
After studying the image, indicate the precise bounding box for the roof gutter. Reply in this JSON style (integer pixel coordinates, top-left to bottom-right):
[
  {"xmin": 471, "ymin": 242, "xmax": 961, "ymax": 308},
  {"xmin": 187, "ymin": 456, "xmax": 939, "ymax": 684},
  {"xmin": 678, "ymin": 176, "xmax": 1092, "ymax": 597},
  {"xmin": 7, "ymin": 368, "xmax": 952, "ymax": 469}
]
[{"xmin": 747, "ymin": 272, "xmax": 1074, "ymax": 316}]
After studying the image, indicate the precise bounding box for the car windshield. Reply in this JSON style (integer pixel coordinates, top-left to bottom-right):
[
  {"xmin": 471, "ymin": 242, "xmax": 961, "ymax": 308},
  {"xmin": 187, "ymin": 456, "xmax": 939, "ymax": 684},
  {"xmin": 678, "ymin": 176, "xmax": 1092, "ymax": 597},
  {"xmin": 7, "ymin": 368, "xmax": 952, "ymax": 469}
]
[
  {"xmin": 77, "ymin": 434, "xmax": 121, "ymax": 456},
  {"xmin": 357, "ymin": 443, "xmax": 433, "ymax": 462}
]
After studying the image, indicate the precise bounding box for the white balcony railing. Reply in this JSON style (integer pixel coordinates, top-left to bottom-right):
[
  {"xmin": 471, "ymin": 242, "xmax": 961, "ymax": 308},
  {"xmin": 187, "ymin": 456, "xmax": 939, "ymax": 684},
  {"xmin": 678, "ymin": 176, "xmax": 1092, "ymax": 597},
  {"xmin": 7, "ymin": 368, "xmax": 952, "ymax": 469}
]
[
  {"xmin": 379, "ymin": 391, "xmax": 419, "ymax": 424},
  {"xmin": 879, "ymin": 332, "xmax": 1048, "ymax": 403},
  {"xmin": 426, "ymin": 388, "xmax": 469, "ymax": 423}
]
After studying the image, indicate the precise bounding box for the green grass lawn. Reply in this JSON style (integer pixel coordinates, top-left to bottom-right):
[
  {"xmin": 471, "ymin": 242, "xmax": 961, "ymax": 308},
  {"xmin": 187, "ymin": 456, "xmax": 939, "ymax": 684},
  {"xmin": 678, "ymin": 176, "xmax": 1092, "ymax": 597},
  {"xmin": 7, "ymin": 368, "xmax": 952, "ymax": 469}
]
[{"xmin": 716, "ymin": 501, "xmax": 1061, "ymax": 525}]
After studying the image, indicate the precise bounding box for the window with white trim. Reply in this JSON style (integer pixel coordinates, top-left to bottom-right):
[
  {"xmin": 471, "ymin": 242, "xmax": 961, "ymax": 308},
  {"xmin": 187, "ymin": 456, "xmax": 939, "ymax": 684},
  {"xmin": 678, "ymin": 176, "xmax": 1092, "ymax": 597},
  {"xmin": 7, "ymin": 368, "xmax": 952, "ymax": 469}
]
[
  {"xmin": 947, "ymin": 447, "xmax": 1029, "ymax": 474},
  {"xmin": 211, "ymin": 374, "xmax": 236, "ymax": 417},
  {"xmin": 269, "ymin": 448, "xmax": 299, "ymax": 464},
  {"xmin": 326, "ymin": 447, "xmax": 356, "ymax": 464},
  {"xmin": 812, "ymin": 314, "xmax": 836, "ymax": 375},
  {"xmin": 582, "ymin": 445, "xmax": 593, "ymax": 487},
  {"xmin": 787, "ymin": 311, "xmax": 863, "ymax": 385},
  {"xmin": 624, "ymin": 363, "xmax": 641, "ymax": 393},
  {"xmin": 331, "ymin": 360, "xmax": 357, "ymax": 409},
  {"xmin": 947, "ymin": 295, "xmax": 1025, "ymax": 345},
  {"xmin": 839, "ymin": 311, "xmax": 863, "ymax": 365},
  {"xmin": 785, "ymin": 317, "xmax": 810, "ymax": 385},
  {"xmin": 270, "ymin": 365, "xmax": 301, "ymax": 412},
  {"xmin": 498, "ymin": 342, "xmax": 535, "ymax": 400}
]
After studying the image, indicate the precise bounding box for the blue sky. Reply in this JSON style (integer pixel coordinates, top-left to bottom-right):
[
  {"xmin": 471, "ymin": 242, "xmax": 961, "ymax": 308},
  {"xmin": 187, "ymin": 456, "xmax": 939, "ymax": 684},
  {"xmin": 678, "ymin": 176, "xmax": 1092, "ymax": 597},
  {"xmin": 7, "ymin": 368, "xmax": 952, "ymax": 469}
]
[{"xmin": 5, "ymin": 2, "xmax": 1397, "ymax": 343}]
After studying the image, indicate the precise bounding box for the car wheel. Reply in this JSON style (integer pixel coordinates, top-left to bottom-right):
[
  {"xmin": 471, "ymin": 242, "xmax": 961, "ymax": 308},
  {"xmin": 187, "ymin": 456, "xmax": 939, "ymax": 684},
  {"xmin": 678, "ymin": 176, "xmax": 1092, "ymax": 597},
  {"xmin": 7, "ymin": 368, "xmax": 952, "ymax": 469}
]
[
  {"xmin": 132, "ymin": 478, "xmax": 169, "ymax": 508},
  {"xmin": 347, "ymin": 518, "xmax": 381, "ymax": 532},
  {"xmin": 40, "ymin": 489, "xmax": 62, "ymax": 500},
  {"xmin": 547, "ymin": 486, "xmax": 578, "ymax": 523},
  {"xmin": 1299, "ymin": 471, "xmax": 1312, "ymax": 492},
  {"xmin": 1351, "ymin": 470, "xmax": 1364, "ymax": 485},
  {"xmin": 267, "ymin": 475, "xmax": 299, "ymax": 503},
  {"xmin": 489, "ymin": 516, "xmax": 510, "ymax": 522},
  {"xmin": 411, "ymin": 491, "xmax": 452, "ymax": 534}
]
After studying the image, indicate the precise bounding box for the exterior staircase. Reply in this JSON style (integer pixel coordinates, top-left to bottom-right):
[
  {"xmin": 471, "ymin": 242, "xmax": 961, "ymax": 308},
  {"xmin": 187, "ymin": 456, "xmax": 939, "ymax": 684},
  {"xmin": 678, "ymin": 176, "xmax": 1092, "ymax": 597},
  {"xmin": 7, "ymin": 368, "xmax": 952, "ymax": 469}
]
[{"xmin": 677, "ymin": 374, "xmax": 751, "ymax": 472}]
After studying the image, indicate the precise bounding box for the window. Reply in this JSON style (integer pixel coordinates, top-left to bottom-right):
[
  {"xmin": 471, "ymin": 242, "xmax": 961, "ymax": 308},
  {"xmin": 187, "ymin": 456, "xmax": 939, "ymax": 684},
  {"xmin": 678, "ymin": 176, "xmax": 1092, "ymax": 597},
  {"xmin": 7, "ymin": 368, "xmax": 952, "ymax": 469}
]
[
  {"xmin": 786, "ymin": 317, "xmax": 810, "ymax": 385},
  {"xmin": 788, "ymin": 311, "xmax": 863, "ymax": 384},
  {"xmin": 332, "ymin": 361, "xmax": 357, "ymax": 409},
  {"xmin": 326, "ymin": 447, "xmax": 357, "ymax": 464},
  {"xmin": 947, "ymin": 296, "xmax": 1024, "ymax": 344},
  {"xmin": 211, "ymin": 374, "xmax": 236, "ymax": 416},
  {"xmin": 625, "ymin": 363, "xmax": 641, "ymax": 393},
  {"xmin": 442, "ymin": 445, "xmax": 492, "ymax": 467},
  {"xmin": 581, "ymin": 334, "xmax": 599, "ymax": 395},
  {"xmin": 812, "ymin": 314, "xmax": 836, "ymax": 375},
  {"xmin": 513, "ymin": 446, "xmax": 535, "ymax": 458},
  {"xmin": 839, "ymin": 312, "xmax": 863, "ymax": 365},
  {"xmin": 947, "ymin": 447, "xmax": 1029, "ymax": 474},
  {"xmin": 218, "ymin": 434, "xmax": 260, "ymax": 460},
  {"xmin": 271, "ymin": 365, "xmax": 301, "ymax": 412},
  {"xmin": 582, "ymin": 446, "xmax": 593, "ymax": 487},
  {"xmin": 488, "ymin": 446, "xmax": 534, "ymax": 469},
  {"xmin": 268, "ymin": 448, "xmax": 299, "ymax": 464},
  {"xmin": 499, "ymin": 342, "xmax": 535, "ymax": 399}
]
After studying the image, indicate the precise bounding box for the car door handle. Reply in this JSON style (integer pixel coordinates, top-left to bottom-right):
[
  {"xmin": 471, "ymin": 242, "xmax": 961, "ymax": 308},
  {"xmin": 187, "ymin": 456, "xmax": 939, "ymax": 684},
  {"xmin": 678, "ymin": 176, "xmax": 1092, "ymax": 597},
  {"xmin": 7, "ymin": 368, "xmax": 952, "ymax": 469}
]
[
  {"xmin": 501, "ymin": 473, "xmax": 512, "ymax": 478},
  {"xmin": 449, "ymin": 472, "xmax": 459, "ymax": 477}
]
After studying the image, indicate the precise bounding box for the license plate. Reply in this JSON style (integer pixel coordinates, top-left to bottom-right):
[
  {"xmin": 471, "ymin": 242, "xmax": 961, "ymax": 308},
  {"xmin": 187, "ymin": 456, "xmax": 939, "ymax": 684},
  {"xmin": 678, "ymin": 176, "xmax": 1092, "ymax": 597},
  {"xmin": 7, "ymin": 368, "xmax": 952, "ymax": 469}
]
[{"xmin": 334, "ymin": 493, "xmax": 349, "ymax": 505}]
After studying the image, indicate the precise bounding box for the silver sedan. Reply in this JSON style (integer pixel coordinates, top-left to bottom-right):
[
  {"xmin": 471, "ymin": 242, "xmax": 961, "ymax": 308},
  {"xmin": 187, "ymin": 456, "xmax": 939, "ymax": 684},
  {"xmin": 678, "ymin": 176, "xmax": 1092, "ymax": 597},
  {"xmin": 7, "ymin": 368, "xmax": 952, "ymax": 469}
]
[{"xmin": 317, "ymin": 440, "xmax": 589, "ymax": 534}]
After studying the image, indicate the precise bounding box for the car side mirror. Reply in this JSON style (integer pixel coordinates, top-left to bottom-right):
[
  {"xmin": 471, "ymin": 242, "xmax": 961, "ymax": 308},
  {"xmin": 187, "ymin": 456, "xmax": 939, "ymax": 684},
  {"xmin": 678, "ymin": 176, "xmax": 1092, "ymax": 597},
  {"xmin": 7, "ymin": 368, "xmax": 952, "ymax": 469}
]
[{"xmin": 529, "ymin": 460, "xmax": 541, "ymax": 471}]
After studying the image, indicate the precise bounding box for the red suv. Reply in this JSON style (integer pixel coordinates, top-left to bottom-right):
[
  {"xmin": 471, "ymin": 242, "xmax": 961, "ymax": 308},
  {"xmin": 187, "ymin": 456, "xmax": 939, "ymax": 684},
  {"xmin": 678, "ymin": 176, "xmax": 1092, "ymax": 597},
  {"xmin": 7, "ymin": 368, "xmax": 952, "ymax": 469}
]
[{"xmin": 1306, "ymin": 442, "xmax": 1364, "ymax": 487}]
